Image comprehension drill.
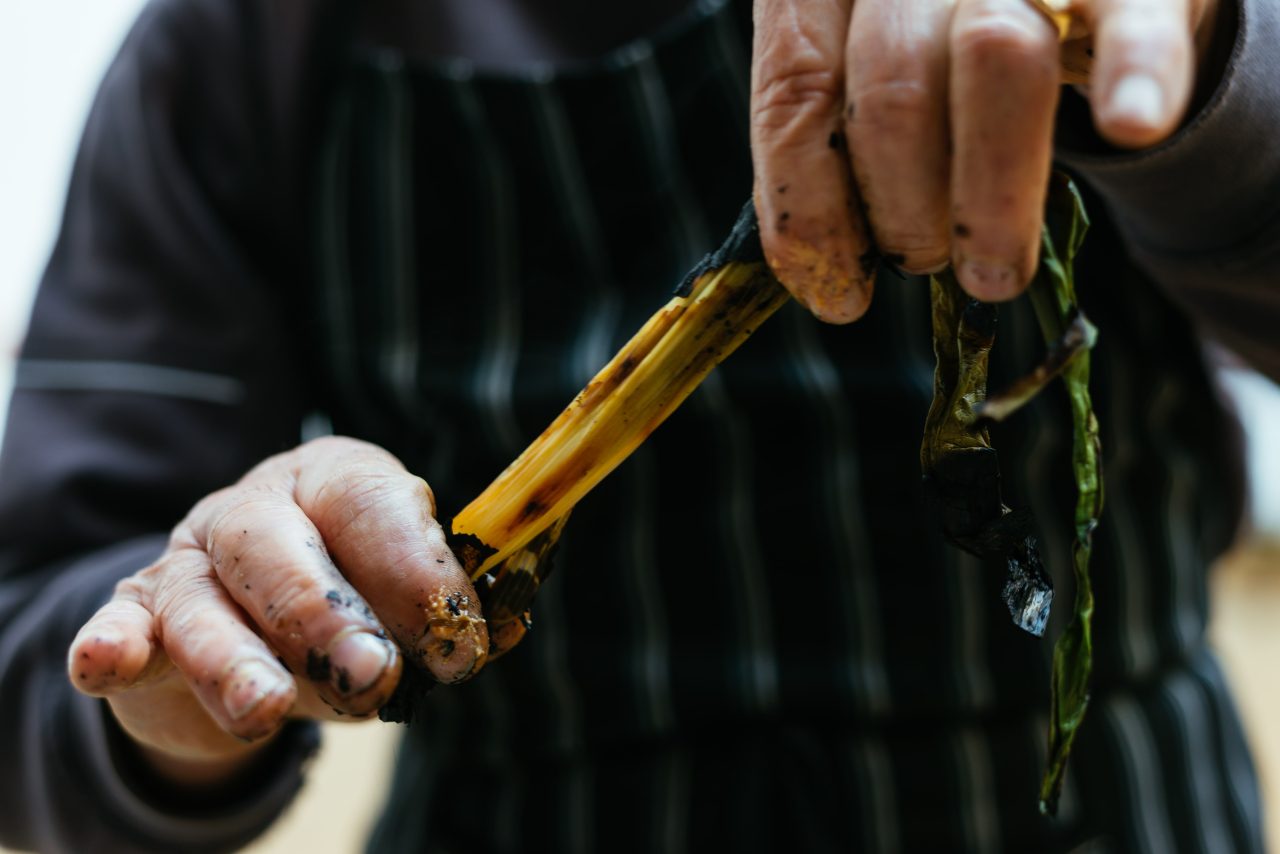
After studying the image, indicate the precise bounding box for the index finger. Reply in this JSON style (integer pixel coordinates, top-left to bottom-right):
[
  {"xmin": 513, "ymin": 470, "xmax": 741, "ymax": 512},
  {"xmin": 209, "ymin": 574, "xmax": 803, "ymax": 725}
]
[
  {"xmin": 750, "ymin": 0, "xmax": 875, "ymax": 324},
  {"xmin": 289, "ymin": 438, "xmax": 489, "ymax": 684},
  {"xmin": 1089, "ymin": 0, "xmax": 1196, "ymax": 147}
]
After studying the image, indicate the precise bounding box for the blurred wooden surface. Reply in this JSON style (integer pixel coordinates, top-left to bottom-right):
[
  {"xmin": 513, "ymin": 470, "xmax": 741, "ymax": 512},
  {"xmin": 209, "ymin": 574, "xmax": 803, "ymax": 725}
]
[
  {"xmin": 1, "ymin": 538, "xmax": 1276, "ymax": 853},
  {"xmin": 241, "ymin": 721, "xmax": 401, "ymax": 854},
  {"xmin": 1210, "ymin": 535, "xmax": 1280, "ymax": 854}
]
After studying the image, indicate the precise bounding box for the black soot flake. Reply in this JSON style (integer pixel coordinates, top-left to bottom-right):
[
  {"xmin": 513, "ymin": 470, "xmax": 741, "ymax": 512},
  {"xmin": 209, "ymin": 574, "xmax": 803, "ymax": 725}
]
[
  {"xmin": 334, "ymin": 667, "xmax": 351, "ymax": 694},
  {"xmin": 446, "ymin": 527, "xmax": 498, "ymax": 574},
  {"xmin": 305, "ymin": 649, "xmax": 331, "ymax": 682},
  {"xmin": 858, "ymin": 248, "xmax": 881, "ymax": 279}
]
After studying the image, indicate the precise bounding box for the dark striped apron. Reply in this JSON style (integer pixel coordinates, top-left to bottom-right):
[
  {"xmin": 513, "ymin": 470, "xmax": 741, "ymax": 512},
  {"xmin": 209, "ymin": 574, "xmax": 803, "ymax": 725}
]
[{"xmin": 308, "ymin": 2, "xmax": 1264, "ymax": 850}]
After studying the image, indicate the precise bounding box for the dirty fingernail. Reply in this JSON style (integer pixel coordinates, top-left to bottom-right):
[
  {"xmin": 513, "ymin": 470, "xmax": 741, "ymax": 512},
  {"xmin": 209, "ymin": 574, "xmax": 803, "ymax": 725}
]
[
  {"xmin": 223, "ymin": 659, "xmax": 286, "ymax": 721},
  {"xmin": 328, "ymin": 632, "xmax": 395, "ymax": 696},
  {"xmin": 958, "ymin": 259, "xmax": 1020, "ymax": 301},
  {"xmin": 421, "ymin": 620, "xmax": 488, "ymax": 684},
  {"xmin": 1104, "ymin": 73, "xmax": 1164, "ymax": 133}
]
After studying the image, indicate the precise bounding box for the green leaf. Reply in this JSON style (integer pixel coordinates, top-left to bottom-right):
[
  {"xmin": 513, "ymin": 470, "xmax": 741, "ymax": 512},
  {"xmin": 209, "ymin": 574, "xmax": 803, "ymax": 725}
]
[{"xmin": 1036, "ymin": 174, "xmax": 1103, "ymax": 816}]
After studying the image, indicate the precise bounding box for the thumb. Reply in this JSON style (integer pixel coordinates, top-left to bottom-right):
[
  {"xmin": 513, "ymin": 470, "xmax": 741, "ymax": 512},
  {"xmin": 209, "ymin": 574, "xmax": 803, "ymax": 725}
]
[{"xmin": 1088, "ymin": 0, "xmax": 1196, "ymax": 147}]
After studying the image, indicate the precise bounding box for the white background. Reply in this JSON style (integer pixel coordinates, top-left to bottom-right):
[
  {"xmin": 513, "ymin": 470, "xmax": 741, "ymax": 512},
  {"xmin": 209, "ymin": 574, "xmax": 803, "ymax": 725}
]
[
  {"xmin": 0, "ymin": 0, "xmax": 149, "ymax": 416},
  {"xmin": 0, "ymin": 0, "xmax": 1277, "ymax": 531}
]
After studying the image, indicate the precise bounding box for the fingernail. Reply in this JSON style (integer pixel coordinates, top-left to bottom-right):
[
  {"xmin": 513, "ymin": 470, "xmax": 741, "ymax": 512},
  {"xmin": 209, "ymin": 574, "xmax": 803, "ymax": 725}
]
[
  {"xmin": 1105, "ymin": 73, "xmax": 1164, "ymax": 132},
  {"xmin": 223, "ymin": 659, "xmax": 285, "ymax": 721},
  {"xmin": 958, "ymin": 259, "xmax": 1020, "ymax": 301},
  {"xmin": 328, "ymin": 631, "xmax": 395, "ymax": 696},
  {"xmin": 421, "ymin": 620, "xmax": 488, "ymax": 684}
]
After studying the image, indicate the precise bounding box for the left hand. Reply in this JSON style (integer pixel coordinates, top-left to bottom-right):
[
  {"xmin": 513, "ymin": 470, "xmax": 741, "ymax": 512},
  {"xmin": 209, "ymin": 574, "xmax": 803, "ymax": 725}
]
[{"xmin": 749, "ymin": 0, "xmax": 1221, "ymax": 321}]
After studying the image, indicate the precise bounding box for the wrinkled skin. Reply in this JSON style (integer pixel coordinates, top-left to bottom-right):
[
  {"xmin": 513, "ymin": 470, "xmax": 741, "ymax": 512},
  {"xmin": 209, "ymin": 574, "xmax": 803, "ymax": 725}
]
[
  {"xmin": 69, "ymin": 437, "xmax": 487, "ymax": 786},
  {"xmin": 750, "ymin": 0, "xmax": 1219, "ymax": 320}
]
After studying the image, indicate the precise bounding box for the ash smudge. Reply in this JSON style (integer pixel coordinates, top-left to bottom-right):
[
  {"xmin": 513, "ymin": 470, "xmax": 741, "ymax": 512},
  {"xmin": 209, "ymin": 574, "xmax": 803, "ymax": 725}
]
[{"xmin": 306, "ymin": 649, "xmax": 331, "ymax": 682}]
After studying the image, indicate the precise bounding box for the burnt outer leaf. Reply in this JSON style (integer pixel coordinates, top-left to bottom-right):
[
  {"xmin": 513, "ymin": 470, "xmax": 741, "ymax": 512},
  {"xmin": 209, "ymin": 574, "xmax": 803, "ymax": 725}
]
[
  {"xmin": 378, "ymin": 663, "xmax": 435, "ymax": 725},
  {"xmin": 921, "ymin": 271, "xmax": 1053, "ymax": 635},
  {"xmin": 674, "ymin": 199, "xmax": 765, "ymax": 297},
  {"xmin": 479, "ymin": 513, "xmax": 569, "ymax": 624},
  {"xmin": 446, "ymin": 527, "xmax": 498, "ymax": 576}
]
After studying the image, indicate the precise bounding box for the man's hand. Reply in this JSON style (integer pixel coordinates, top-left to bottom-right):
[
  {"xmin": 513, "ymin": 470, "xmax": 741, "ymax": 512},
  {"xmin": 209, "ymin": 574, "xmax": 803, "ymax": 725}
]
[
  {"xmin": 750, "ymin": 0, "xmax": 1219, "ymax": 319},
  {"xmin": 67, "ymin": 437, "xmax": 487, "ymax": 785}
]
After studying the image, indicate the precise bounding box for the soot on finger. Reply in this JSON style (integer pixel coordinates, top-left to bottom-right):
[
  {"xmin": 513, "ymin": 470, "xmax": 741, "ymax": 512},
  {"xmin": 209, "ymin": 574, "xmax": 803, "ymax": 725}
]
[{"xmin": 305, "ymin": 649, "xmax": 331, "ymax": 682}]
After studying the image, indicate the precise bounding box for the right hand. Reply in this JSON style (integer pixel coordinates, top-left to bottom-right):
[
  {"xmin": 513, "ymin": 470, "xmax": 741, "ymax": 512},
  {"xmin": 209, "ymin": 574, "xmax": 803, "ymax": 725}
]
[
  {"xmin": 67, "ymin": 437, "xmax": 488, "ymax": 784},
  {"xmin": 749, "ymin": 0, "xmax": 1219, "ymax": 319}
]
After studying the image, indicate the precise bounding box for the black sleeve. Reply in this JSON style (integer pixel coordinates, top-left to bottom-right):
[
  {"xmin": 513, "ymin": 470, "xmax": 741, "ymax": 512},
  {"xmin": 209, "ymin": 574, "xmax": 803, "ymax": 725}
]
[
  {"xmin": 1057, "ymin": 0, "xmax": 1280, "ymax": 383},
  {"xmin": 0, "ymin": 0, "xmax": 341, "ymax": 849}
]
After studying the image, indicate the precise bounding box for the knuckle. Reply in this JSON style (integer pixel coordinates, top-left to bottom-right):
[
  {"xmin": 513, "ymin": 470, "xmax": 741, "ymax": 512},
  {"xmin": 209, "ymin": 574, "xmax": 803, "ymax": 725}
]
[
  {"xmin": 240, "ymin": 439, "xmax": 336, "ymax": 486},
  {"xmin": 311, "ymin": 466, "xmax": 391, "ymax": 522},
  {"xmin": 954, "ymin": 6, "xmax": 1056, "ymax": 62},
  {"xmin": 308, "ymin": 465, "xmax": 424, "ymax": 541},
  {"xmin": 305, "ymin": 434, "xmax": 370, "ymax": 456},
  {"xmin": 180, "ymin": 483, "xmax": 293, "ymax": 557},
  {"xmin": 206, "ymin": 487, "xmax": 292, "ymax": 544},
  {"xmin": 152, "ymin": 568, "xmax": 223, "ymax": 639},
  {"xmin": 255, "ymin": 574, "xmax": 327, "ymax": 634},
  {"xmin": 240, "ymin": 448, "xmax": 297, "ymax": 482},
  {"xmin": 114, "ymin": 571, "xmax": 154, "ymax": 603},
  {"xmin": 117, "ymin": 554, "xmax": 197, "ymax": 621},
  {"xmin": 752, "ymin": 67, "xmax": 844, "ymax": 131},
  {"xmin": 848, "ymin": 79, "xmax": 936, "ymax": 136},
  {"xmin": 1101, "ymin": 11, "xmax": 1187, "ymax": 68},
  {"xmin": 305, "ymin": 435, "xmax": 403, "ymax": 470}
]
